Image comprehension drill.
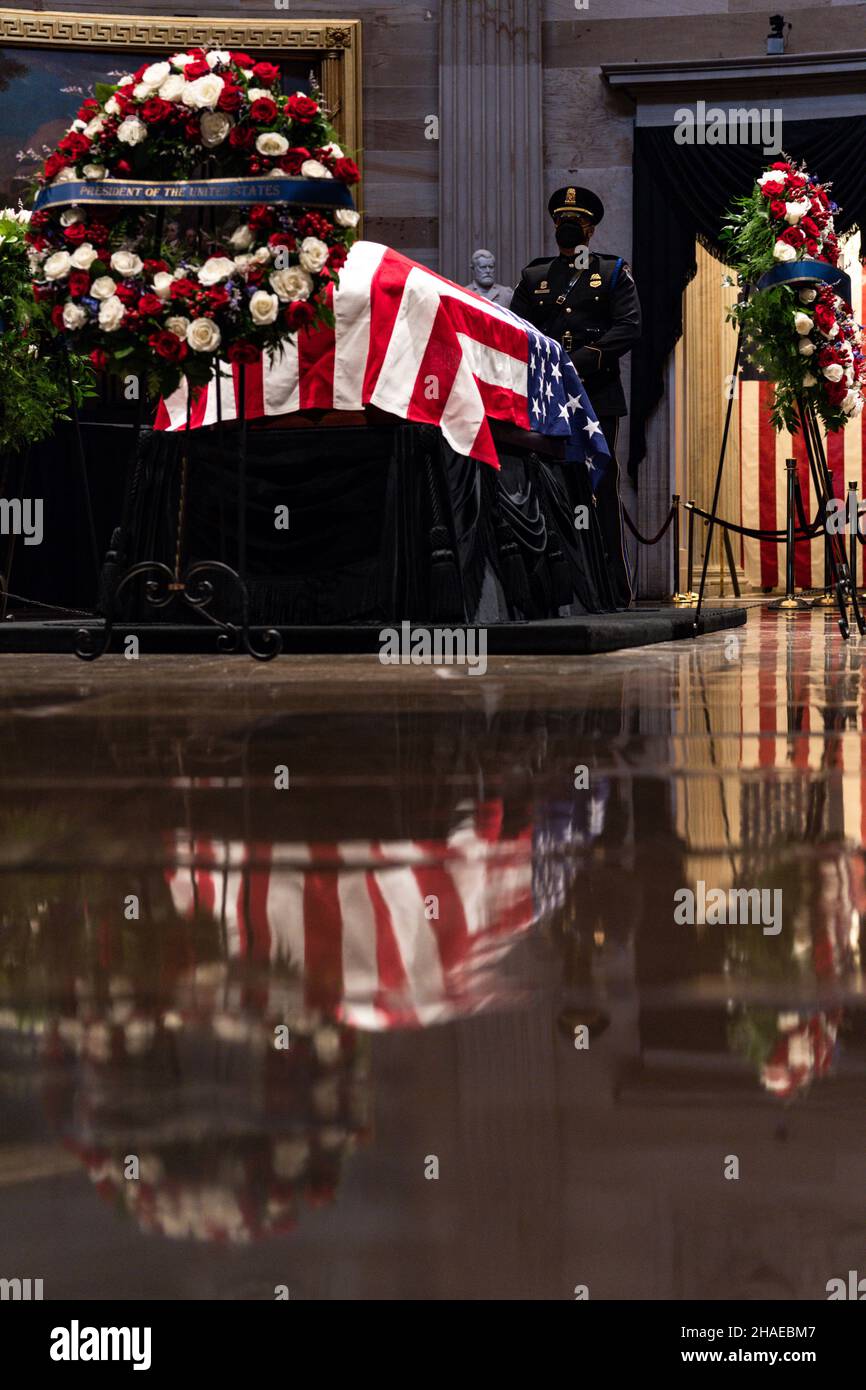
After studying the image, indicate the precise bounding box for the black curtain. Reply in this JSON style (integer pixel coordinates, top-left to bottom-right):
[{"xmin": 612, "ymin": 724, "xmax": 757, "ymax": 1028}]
[{"xmin": 629, "ymin": 114, "xmax": 866, "ymax": 478}]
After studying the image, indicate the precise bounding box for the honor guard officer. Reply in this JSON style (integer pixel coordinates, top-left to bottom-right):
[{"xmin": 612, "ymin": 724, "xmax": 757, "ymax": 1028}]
[{"xmin": 511, "ymin": 186, "xmax": 641, "ymax": 606}]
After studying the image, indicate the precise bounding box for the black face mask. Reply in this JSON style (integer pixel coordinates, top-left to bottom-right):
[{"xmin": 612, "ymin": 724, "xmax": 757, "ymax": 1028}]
[{"xmin": 555, "ymin": 219, "xmax": 586, "ymax": 250}]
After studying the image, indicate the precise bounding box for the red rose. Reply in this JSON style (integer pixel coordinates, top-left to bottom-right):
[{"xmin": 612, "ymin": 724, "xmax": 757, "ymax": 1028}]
[
  {"xmin": 279, "ymin": 147, "xmax": 310, "ymax": 175},
  {"xmin": 825, "ymin": 379, "xmax": 848, "ymax": 407},
  {"xmin": 184, "ymin": 120, "xmax": 200, "ymax": 141},
  {"xmin": 206, "ymin": 286, "xmax": 229, "ymax": 309},
  {"xmin": 58, "ymin": 131, "xmax": 91, "ymax": 158},
  {"xmin": 770, "ymin": 161, "xmax": 793, "ymax": 172},
  {"xmin": 170, "ymin": 277, "xmax": 198, "ymax": 301},
  {"xmin": 814, "ymin": 304, "xmax": 836, "ymax": 335},
  {"xmin": 787, "ymin": 173, "xmax": 806, "ymax": 190},
  {"xmin": 69, "ymin": 270, "xmax": 91, "ymax": 297},
  {"xmin": 51, "ymin": 305, "xmax": 65, "ymax": 329},
  {"xmin": 327, "ymin": 244, "xmax": 348, "ymax": 272},
  {"xmin": 32, "ymin": 283, "xmax": 53, "ymax": 303},
  {"xmin": 183, "ymin": 60, "xmax": 210, "ymax": 80},
  {"xmin": 227, "ymin": 340, "xmax": 260, "ymax": 364},
  {"xmin": 250, "ymin": 97, "xmax": 278, "ymax": 123},
  {"xmin": 138, "ymin": 294, "xmax": 163, "ymax": 316},
  {"xmin": 252, "ymin": 61, "xmax": 280, "ymax": 86},
  {"xmin": 333, "ymin": 157, "xmax": 361, "ymax": 185},
  {"xmin": 63, "ymin": 223, "xmax": 87, "ymax": 245},
  {"xmin": 268, "ymin": 231, "xmax": 295, "ymax": 250},
  {"xmin": 27, "ymin": 234, "xmax": 48, "ymax": 253},
  {"xmin": 141, "ymin": 96, "xmax": 173, "ymax": 125},
  {"xmin": 113, "ymin": 91, "xmax": 135, "ymax": 116},
  {"xmin": 149, "ymin": 330, "xmax": 188, "ymax": 362},
  {"xmin": 230, "ymin": 51, "xmax": 254, "ymax": 66},
  {"xmin": 143, "ymin": 258, "xmax": 169, "ymax": 276},
  {"xmin": 284, "ymin": 300, "xmax": 317, "ymax": 331},
  {"xmin": 229, "ymin": 124, "xmax": 255, "ymax": 149},
  {"xmin": 759, "ymin": 178, "xmax": 785, "ymax": 198},
  {"xmin": 779, "ymin": 226, "xmax": 805, "ymax": 247},
  {"xmin": 805, "ymin": 238, "xmax": 818, "ymax": 257},
  {"xmin": 245, "ymin": 265, "xmax": 265, "ymax": 286},
  {"xmin": 768, "ymin": 199, "xmax": 786, "ymax": 221},
  {"xmin": 114, "ymin": 284, "xmax": 138, "ymax": 307},
  {"xmin": 90, "ymin": 349, "xmax": 108, "ymax": 370},
  {"xmin": 217, "ymin": 85, "xmax": 243, "ymax": 113},
  {"xmin": 248, "ymin": 204, "xmax": 274, "ymax": 232},
  {"xmin": 43, "ymin": 152, "xmax": 71, "ymax": 180}
]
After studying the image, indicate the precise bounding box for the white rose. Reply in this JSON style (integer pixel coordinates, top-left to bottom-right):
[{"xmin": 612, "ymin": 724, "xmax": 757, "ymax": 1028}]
[
  {"xmin": 773, "ymin": 240, "xmax": 797, "ymax": 263},
  {"xmin": 186, "ymin": 317, "xmax": 221, "ymax": 352},
  {"xmin": 842, "ymin": 389, "xmax": 861, "ymax": 413},
  {"xmin": 246, "ymin": 88, "xmax": 271, "ymax": 103},
  {"xmin": 301, "ymin": 159, "xmax": 332, "ymax": 180},
  {"xmin": 182, "ymin": 73, "xmax": 224, "ymax": 110},
  {"xmin": 823, "ymin": 364, "xmax": 844, "ymax": 382},
  {"xmin": 165, "ymin": 315, "xmax": 190, "ymax": 339},
  {"xmin": 62, "ymin": 301, "xmax": 87, "ymax": 330},
  {"xmin": 158, "ymin": 74, "xmax": 186, "ymax": 103},
  {"xmin": 60, "ymin": 208, "xmax": 83, "ymax": 226},
  {"xmin": 802, "ymin": 372, "xmax": 817, "ymax": 387},
  {"xmin": 255, "ymin": 132, "xmax": 289, "ymax": 158},
  {"xmin": 70, "ymin": 243, "xmax": 98, "ymax": 270},
  {"xmin": 110, "ymin": 250, "xmax": 144, "ymax": 278},
  {"xmin": 90, "ymin": 276, "xmax": 117, "ymax": 300},
  {"xmin": 170, "ymin": 53, "xmax": 194, "ymax": 69},
  {"xmin": 104, "ymin": 96, "xmax": 120, "ymax": 116},
  {"xmin": 117, "ymin": 74, "xmax": 135, "ymax": 87},
  {"xmin": 826, "ymin": 323, "xmax": 839, "ymax": 339},
  {"xmin": 799, "ymin": 287, "xmax": 817, "ymax": 304},
  {"xmin": 233, "ymin": 255, "xmax": 253, "ymax": 274},
  {"xmin": 784, "ymin": 199, "xmax": 811, "ymax": 224},
  {"xmin": 52, "ymin": 166, "xmax": 78, "ymax": 185},
  {"xmin": 252, "ymin": 246, "xmax": 272, "ymax": 264},
  {"xmin": 83, "ymin": 116, "xmax": 104, "ymax": 139},
  {"xmin": 230, "ymin": 224, "xmax": 254, "ymax": 251},
  {"xmin": 248, "ymin": 290, "xmax": 279, "ymax": 325},
  {"xmin": 98, "ymin": 295, "xmax": 126, "ymax": 332},
  {"xmin": 206, "ymin": 50, "xmax": 231, "ymax": 68},
  {"xmin": 152, "ymin": 271, "xmax": 174, "ymax": 299},
  {"xmin": 758, "ymin": 170, "xmax": 782, "ymax": 186},
  {"xmin": 335, "ymin": 207, "xmax": 360, "ymax": 228},
  {"xmin": 43, "ymin": 250, "xmax": 72, "ymax": 281},
  {"xmin": 197, "ymin": 255, "xmax": 235, "ymax": 287},
  {"xmin": 323, "ymin": 142, "xmax": 345, "ymax": 160},
  {"xmin": 269, "ymin": 266, "xmax": 313, "ymax": 302},
  {"xmin": 142, "ymin": 61, "xmax": 171, "ymax": 87},
  {"xmin": 299, "ymin": 236, "xmax": 329, "ymax": 274},
  {"xmin": 200, "ymin": 111, "xmax": 232, "ymax": 147},
  {"xmin": 117, "ymin": 117, "xmax": 147, "ymax": 146},
  {"xmin": 70, "ymin": 119, "xmax": 86, "ymax": 133},
  {"xmin": 133, "ymin": 82, "xmax": 152, "ymax": 101},
  {"xmin": 83, "ymin": 164, "xmax": 107, "ymax": 181},
  {"xmin": 798, "ymin": 338, "xmax": 815, "ymax": 357},
  {"xmin": 794, "ymin": 312, "xmax": 813, "ymax": 335}
]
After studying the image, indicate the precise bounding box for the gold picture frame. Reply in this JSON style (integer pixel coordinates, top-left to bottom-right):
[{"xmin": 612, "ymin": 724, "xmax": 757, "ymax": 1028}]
[{"xmin": 0, "ymin": 9, "xmax": 362, "ymax": 183}]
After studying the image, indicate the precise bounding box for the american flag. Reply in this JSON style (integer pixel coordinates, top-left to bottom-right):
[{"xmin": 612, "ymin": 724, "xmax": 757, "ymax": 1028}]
[
  {"xmin": 155, "ymin": 240, "xmax": 611, "ymax": 488},
  {"xmin": 740, "ymin": 240, "xmax": 866, "ymax": 589}
]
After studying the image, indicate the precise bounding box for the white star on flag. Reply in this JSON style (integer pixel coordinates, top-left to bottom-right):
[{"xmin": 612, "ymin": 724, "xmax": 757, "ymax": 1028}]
[{"xmin": 583, "ymin": 417, "xmax": 603, "ymax": 438}]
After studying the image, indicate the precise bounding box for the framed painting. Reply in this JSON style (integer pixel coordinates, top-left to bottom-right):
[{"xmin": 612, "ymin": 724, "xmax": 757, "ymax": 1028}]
[{"xmin": 0, "ymin": 9, "xmax": 362, "ymax": 209}]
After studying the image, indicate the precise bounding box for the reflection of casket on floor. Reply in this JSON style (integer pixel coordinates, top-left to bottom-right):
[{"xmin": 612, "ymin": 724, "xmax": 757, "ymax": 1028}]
[{"xmin": 123, "ymin": 242, "xmax": 625, "ymax": 626}]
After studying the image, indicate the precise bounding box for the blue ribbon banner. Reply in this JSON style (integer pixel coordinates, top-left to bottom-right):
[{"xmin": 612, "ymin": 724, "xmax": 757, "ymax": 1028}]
[
  {"xmin": 33, "ymin": 176, "xmax": 355, "ymax": 214},
  {"xmin": 757, "ymin": 258, "xmax": 852, "ymax": 304}
]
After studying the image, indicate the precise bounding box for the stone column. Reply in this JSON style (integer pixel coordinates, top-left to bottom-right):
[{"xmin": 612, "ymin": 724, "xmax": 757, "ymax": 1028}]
[{"xmin": 439, "ymin": 0, "xmax": 546, "ymax": 289}]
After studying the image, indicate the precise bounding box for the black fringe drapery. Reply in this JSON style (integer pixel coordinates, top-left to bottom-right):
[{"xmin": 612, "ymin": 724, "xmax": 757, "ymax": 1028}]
[{"xmin": 117, "ymin": 419, "xmax": 621, "ymax": 625}]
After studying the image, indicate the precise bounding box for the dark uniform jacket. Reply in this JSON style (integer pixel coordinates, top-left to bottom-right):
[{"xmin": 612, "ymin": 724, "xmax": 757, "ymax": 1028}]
[{"xmin": 511, "ymin": 251, "xmax": 641, "ymax": 418}]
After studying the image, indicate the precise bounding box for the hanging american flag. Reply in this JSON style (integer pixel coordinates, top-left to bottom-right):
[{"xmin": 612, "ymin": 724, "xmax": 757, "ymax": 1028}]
[
  {"xmin": 740, "ymin": 242, "xmax": 866, "ymax": 590},
  {"xmin": 155, "ymin": 241, "xmax": 611, "ymax": 489}
]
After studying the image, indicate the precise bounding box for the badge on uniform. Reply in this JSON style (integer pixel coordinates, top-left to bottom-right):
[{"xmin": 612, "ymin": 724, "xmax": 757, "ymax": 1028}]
[{"xmin": 590, "ymin": 272, "xmax": 602, "ymax": 288}]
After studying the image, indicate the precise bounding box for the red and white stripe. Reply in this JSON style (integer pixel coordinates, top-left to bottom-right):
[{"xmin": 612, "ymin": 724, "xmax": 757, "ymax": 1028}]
[
  {"xmin": 740, "ymin": 240, "xmax": 866, "ymax": 590},
  {"xmin": 155, "ymin": 241, "xmax": 535, "ymax": 468},
  {"xmin": 164, "ymin": 803, "xmax": 534, "ymax": 1031}
]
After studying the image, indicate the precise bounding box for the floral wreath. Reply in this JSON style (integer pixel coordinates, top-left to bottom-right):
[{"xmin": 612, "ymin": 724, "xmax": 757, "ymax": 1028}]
[
  {"xmin": 722, "ymin": 157, "xmax": 866, "ymax": 434},
  {"xmin": 25, "ymin": 48, "xmax": 361, "ymax": 396}
]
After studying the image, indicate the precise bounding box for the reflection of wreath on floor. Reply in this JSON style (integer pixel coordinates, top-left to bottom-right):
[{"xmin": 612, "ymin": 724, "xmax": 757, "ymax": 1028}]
[{"xmin": 26, "ymin": 47, "xmax": 361, "ymax": 395}]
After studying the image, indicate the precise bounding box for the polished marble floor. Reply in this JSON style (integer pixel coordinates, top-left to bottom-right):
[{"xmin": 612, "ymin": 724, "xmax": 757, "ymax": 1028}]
[{"xmin": 0, "ymin": 603, "xmax": 864, "ymax": 1300}]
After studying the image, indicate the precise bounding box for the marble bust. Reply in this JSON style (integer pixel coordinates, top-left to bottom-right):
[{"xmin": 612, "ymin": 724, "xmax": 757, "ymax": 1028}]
[{"xmin": 465, "ymin": 248, "xmax": 513, "ymax": 308}]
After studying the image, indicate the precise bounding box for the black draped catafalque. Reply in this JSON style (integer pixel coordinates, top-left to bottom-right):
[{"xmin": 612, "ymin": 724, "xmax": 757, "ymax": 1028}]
[{"xmin": 511, "ymin": 184, "xmax": 641, "ymax": 607}]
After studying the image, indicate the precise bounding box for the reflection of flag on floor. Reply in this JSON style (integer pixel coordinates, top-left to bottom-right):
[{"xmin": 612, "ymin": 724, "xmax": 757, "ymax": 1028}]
[
  {"xmin": 164, "ymin": 803, "xmax": 534, "ymax": 1031},
  {"xmin": 740, "ymin": 250, "xmax": 866, "ymax": 590}
]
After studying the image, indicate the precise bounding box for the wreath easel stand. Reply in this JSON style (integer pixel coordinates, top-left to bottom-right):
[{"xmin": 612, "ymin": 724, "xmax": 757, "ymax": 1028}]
[{"xmin": 694, "ymin": 261, "xmax": 865, "ymax": 642}]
